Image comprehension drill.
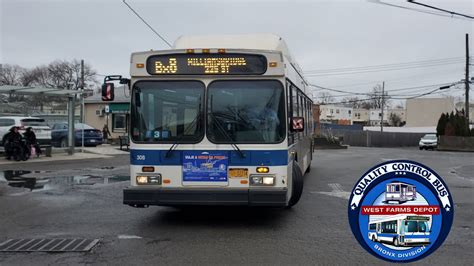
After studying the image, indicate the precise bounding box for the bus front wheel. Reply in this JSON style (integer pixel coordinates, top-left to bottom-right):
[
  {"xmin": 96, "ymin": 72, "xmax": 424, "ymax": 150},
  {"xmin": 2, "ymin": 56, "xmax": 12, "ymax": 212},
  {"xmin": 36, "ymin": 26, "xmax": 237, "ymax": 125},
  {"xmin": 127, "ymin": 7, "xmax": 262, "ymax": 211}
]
[
  {"xmin": 372, "ymin": 235, "xmax": 377, "ymax": 242},
  {"xmin": 393, "ymin": 237, "xmax": 399, "ymax": 246},
  {"xmin": 287, "ymin": 161, "xmax": 304, "ymax": 207}
]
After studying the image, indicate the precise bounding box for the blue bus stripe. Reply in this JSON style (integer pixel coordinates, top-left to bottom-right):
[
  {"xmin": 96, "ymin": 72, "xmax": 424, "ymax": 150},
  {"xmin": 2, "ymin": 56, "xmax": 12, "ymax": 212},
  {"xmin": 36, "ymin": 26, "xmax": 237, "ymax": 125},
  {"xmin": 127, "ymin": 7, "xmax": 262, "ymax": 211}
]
[
  {"xmin": 130, "ymin": 149, "xmax": 289, "ymax": 166},
  {"xmin": 372, "ymin": 233, "xmax": 429, "ymax": 238}
]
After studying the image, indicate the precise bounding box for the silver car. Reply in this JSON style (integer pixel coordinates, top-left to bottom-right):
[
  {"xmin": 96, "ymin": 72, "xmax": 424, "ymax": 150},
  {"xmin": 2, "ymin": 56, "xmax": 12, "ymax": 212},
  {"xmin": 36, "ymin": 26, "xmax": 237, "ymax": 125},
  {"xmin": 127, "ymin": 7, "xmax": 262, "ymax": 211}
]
[
  {"xmin": 0, "ymin": 116, "xmax": 52, "ymax": 146},
  {"xmin": 419, "ymin": 134, "xmax": 437, "ymax": 150}
]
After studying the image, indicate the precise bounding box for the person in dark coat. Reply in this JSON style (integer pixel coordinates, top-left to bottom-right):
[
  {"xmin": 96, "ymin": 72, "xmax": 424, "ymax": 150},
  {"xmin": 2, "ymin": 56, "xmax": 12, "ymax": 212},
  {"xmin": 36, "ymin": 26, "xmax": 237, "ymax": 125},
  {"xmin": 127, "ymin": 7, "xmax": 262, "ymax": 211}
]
[
  {"xmin": 102, "ymin": 125, "xmax": 111, "ymax": 143},
  {"xmin": 2, "ymin": 126, "xmax": 23, "ymax": 160},
  {"xmin": 23, "ymin": 127, "xmax": 42, "ymax": 156}
]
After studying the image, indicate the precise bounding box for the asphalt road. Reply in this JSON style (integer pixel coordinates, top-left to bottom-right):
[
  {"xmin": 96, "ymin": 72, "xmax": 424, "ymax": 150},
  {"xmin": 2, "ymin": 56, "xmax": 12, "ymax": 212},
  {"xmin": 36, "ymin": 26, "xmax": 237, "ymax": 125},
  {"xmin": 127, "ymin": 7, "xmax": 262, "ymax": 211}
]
[{"xmin": 0, "ymin": 147, "xmax": 472, "ymax": 265}]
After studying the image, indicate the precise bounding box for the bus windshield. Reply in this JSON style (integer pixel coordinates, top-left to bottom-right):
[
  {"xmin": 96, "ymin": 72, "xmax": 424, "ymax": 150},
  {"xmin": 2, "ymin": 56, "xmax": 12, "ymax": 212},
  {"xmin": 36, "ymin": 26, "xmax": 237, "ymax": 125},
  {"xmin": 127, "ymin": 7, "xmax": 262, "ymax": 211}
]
[
  {"xmin": 405, "ymin": 220, "xmax": 430, "ymax": 233},
  {"xmin": 207, "ymin": 80, "xmax": 286, "ymax": 144},
  {"xmin": 131, "ymin": 81, "xmax": 205, "ymax": 143}
]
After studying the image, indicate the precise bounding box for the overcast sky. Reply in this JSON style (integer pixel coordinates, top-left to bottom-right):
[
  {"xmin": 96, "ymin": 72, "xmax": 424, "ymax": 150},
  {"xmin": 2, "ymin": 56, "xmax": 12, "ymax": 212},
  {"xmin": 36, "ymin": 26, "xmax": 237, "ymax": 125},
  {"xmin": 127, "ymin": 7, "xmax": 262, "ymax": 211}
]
[{"xmin": 1, "ymin": 0, "xmax": 473, "ymax": 103}]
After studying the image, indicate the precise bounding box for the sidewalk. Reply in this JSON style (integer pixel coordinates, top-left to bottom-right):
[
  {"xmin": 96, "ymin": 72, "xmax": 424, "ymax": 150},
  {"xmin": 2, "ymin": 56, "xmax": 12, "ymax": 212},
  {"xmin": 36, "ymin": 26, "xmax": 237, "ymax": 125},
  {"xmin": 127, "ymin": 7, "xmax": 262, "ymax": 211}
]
[
  {"xmin": 79, "ymin": 144, "xmax": 130, "ymax": 155},
  {"xmin": 0, "ymin": 145, "xmax": 128, "ymax": 165},
  {"xmin": 0, "ymin": 151, "xmax": 112, "ymax": 165}
]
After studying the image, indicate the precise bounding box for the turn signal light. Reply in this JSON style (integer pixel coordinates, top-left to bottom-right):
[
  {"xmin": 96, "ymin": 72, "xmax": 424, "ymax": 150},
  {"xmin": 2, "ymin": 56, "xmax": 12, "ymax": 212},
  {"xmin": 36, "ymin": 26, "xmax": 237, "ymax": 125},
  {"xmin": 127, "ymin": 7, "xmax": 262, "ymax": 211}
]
[
  {"xmin": 218, "ymin": 48, "xmax": 226, "ymax": 53},
  {"xmin": 163, "ymin": 179, "xmax": 171, "ymax": 184},
  {"xmin": 256, "ymin": 167, "xmax": 269, "ymax": 173},
  {"xmin": 136, "ymin": 63, "xmax": 145, "ymax": 68},
  {"xmin": 142, "ymin": 166, "xmax": 154, "ymax": 172},
  {"xmin": 186, "ymin": 49, "xmax": 195, "ymax": 53},
  {"xmin": 202, "ymin": 48, "xmax": 210, "ymax": 53},
  {"xmin": 269, "ymin": 62, "xmax": 278, "ymax": 67}
]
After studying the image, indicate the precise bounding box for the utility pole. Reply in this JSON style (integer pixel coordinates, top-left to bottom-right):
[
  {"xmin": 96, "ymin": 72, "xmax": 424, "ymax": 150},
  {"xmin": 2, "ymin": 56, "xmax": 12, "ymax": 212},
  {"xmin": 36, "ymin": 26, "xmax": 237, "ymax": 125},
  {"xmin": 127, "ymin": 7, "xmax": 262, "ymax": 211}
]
[
  {"xmin": 465, "ymin": 34, "xmax": 470, "ymax": 130},
  {"xmin": 80, "ymin": 59, "xmax": 84, "ymax": 123},
  {"xmin": 80, "ymin": 59, "xmax": 85, "ymax": 152},
  {"xmin": 381, "ymin": 81, "xmax": 385, "ymax": 133}
]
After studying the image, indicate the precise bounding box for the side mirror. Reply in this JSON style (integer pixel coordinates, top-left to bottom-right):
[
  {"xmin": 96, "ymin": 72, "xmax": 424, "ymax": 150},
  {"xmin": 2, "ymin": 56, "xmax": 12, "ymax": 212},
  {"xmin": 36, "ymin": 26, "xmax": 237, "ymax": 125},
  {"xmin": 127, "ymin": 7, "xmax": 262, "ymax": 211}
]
[
  {"xmin": 291, "ymin": 117, "xmax": 305, "ymax": 132},
  {"xmin": 102, "ymin": 83, "xmax": 115, "ymax": 101}
]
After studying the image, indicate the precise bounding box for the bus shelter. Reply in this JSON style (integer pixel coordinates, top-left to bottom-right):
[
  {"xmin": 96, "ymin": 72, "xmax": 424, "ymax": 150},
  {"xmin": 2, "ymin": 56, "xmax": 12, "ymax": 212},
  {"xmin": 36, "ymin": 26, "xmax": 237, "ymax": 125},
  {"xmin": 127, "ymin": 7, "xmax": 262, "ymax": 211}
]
[{"xmin": 0, "ymin": 85, "xmax": 84, "ymax": 155}]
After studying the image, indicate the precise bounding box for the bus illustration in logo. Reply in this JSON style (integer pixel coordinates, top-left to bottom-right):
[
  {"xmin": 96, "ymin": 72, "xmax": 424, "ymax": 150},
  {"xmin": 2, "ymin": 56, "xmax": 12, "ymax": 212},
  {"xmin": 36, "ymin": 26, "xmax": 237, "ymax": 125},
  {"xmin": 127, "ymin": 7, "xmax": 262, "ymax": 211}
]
[
  {"xmin": 385, "ymin": 182, "xmax": 417, "ymax": 204},
  {"xmin": 368, "ymin": 215, "xmax": 431, "ymax": 247}
]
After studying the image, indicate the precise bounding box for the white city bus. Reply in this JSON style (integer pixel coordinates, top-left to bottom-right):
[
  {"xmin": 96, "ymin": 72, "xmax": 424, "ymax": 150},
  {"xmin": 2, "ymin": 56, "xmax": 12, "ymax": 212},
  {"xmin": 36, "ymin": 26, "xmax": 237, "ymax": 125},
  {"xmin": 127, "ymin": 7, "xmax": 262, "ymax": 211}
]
[
  {"xmin": 103, "ymin": 34, "xmax": 314, "ymax": 207},
  {"xmin": 368, "ymin": 215, "xmax": 431, "ymax": 246},
  {"xmin": 385, "ymin": 182, "xmax": 417, "ymax": 203}
]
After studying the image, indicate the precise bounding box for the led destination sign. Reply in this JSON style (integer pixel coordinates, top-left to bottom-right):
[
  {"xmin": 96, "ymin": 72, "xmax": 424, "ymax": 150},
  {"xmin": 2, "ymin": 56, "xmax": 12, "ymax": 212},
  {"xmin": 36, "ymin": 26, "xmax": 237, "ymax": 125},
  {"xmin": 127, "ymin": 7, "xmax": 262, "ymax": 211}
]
[{"xmin": 146, "ymin": 53, "xmax": 267, "ymax": 75}]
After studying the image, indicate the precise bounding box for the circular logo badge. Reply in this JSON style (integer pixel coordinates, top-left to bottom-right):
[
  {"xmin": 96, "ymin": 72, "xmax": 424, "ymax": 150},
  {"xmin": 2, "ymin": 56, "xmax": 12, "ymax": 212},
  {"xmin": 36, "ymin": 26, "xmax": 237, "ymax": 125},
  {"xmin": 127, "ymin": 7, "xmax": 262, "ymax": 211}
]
[{"xmin": 348, "ymin": 160, "xmax": 454, "ymax": 263}]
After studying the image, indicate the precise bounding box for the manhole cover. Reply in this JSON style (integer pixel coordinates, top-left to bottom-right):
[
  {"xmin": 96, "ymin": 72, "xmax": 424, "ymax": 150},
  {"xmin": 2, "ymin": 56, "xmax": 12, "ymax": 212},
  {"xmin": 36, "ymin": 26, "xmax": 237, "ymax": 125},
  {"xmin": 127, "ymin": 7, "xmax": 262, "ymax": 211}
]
[{"xmin": 0, "ymin": 238, "xmax": 99, "ymax": 252}]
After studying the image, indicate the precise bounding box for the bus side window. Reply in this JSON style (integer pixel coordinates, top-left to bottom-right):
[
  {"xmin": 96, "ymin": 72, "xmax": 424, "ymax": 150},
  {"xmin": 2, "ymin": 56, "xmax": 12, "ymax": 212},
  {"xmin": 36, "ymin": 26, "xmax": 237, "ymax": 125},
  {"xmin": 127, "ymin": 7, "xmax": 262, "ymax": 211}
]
[
  {"xmin": 287, "ymin": 81, "xmax": 294, "ymax": 145},
  {"xmin": 292, "ymin": 85, "xmax": 298, "ymax": 140}
]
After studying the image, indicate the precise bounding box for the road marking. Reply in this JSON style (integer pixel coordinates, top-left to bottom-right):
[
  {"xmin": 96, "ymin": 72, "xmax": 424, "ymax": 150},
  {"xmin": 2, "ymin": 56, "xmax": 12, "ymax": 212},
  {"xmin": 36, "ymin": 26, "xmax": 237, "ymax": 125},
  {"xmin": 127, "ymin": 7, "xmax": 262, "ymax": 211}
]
[
  {"xmin": 448, "ymin": 167, "xmax": 474, "ymax": 183},
  {"xmin": 328, "ymin": 183, "xmax": 344, "ymax": 192},
  {"xmin": 118, "ymin": 235, "xmax": 142, "ymax": 239},
  {"xmin": 311, "ymin": 183, "xmax": 351, "ymax": 200}
]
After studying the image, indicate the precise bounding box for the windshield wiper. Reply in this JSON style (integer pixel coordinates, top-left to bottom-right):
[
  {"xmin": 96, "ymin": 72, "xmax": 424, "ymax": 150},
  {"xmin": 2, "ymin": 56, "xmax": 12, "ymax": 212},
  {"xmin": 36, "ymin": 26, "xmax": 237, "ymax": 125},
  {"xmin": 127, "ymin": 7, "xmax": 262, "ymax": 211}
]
[
  {"xmin": 165, "ymin": 111, "xmax": 202, "ymax": 158},
  {"xmin": 208, "ymin": 112, "xmax": 246, "ymax": 159}
]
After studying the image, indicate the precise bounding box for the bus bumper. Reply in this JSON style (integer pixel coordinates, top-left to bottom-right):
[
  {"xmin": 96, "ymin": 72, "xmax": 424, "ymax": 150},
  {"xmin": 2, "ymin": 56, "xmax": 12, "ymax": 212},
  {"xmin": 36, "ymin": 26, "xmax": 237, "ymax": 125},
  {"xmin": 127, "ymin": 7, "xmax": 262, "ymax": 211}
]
[{"xmin": 123, "ymin": 187, "xmax": 288, "ymax": 207}]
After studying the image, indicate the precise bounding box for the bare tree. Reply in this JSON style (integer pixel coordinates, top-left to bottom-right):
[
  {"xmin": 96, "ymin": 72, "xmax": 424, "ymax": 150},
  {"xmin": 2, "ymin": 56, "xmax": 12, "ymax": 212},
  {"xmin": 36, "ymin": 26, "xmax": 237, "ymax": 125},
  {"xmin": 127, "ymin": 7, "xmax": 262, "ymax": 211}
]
[
  {"xmin": 0, "ymin": 64, "xmax": 29, "ymax": 101},
  {"xmin": 1, "ymin": 60, "xmax": 99, "ymax": 112},
  {"xmin": 0, "ymin": 64, "xmax": 24, "ymax": 86},
  {"xmin": 341, "ymin": 96, "xmax": 372, "ymax": 109},
  {"xmin": 316, "ymin": 91, "xmax": 334, "ymax": 104},
  {"xmin": 44, "ymin": 59, "xmax": 98, "ymax": 90},
  {"xmin": 367, "ymin": 84, "xmax": 390, "ymax": 109},
  {"xmin": 389, "ymin": 113, "xmax": 403, "ymax": 127}
]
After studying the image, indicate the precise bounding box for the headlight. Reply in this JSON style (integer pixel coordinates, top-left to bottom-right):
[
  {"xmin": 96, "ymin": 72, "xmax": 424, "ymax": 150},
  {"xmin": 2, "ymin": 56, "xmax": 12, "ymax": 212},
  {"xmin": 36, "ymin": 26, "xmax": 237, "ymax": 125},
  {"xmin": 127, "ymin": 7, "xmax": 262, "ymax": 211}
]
[
  {"xmin": 263, "ymin": 177, "xmax": 274, "ymax": 185},
  {"xmin": 136, "ymin": 175, "xmax": 161, "ymax": 185},
  {"xmin": 250, "ymin": 175, "xmax": 275, "ymax": 186},
  {"xmin": 136, "ymin": 176, "xmax": 148, "ymax": 184}
]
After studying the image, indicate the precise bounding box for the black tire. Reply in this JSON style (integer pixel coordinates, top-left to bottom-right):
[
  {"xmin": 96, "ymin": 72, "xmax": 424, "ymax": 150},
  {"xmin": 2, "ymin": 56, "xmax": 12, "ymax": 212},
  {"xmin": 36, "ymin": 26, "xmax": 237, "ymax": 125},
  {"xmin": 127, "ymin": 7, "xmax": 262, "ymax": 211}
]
[
  {"xmin": 288, "ymin": 161, "xmax": 304, "ymax": 207},
  {"xmin": 419, "ymin": 147, "xmax": 423, "ymax": 150},
  {"xmin": 372, "ymin": 235, "xmax": 376, "ymax": 242}
]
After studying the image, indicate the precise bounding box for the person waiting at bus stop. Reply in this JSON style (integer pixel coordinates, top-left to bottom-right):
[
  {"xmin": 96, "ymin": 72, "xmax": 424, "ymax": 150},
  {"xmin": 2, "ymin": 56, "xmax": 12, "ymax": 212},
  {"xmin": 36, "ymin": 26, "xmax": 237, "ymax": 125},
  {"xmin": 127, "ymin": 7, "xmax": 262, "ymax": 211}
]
[
  {"xmin": 24, "ymin": 127, "xmax": 42, "ymax": 157},
  {"xmin": 102, "ymin": 124, "xmax": 111, "ymax": 144},
  {"xmin": 2, "ymin": 126, "xmax": 24, "ymax": 160}
]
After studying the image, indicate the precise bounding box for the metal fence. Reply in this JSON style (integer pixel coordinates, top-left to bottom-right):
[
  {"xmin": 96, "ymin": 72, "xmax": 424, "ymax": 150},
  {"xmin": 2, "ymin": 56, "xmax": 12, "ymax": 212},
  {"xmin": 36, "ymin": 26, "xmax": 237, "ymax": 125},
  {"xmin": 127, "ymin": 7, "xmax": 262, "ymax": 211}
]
[{"xmin": 323, "ymin": 129, "xmax": 425, "ymax": 147}]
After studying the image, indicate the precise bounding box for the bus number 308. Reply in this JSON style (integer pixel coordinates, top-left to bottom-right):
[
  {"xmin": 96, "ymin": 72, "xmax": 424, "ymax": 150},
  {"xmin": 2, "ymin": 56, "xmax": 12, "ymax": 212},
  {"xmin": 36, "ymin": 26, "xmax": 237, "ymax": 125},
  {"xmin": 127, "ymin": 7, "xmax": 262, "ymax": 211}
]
[{"xmin": 136, "ymin": 155, "xmax": 146, "ymax": 160}]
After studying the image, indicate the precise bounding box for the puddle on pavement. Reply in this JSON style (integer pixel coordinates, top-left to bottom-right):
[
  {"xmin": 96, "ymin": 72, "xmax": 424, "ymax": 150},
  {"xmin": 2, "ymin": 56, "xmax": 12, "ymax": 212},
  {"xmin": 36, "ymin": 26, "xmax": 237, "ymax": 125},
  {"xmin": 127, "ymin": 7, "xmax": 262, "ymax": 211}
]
[{"xmin": 0, "ymin": 170, "xmax": 130, "ymax": 192}]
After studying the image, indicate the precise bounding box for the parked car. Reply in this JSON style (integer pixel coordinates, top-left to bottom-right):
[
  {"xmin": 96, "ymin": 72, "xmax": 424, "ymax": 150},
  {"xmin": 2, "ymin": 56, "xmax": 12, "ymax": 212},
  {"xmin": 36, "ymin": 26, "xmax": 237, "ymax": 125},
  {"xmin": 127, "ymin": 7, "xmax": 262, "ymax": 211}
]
[
  {"xmin": 51, "ymin": 123, "xmax": 103, "ymax": 147},
  {"xmin": 419, "ymin": 134, "xmax": 438, "ymax": 150},
  {"xmin": 0, "ymin": 116, "xmax": 51, "ymax": 146}
]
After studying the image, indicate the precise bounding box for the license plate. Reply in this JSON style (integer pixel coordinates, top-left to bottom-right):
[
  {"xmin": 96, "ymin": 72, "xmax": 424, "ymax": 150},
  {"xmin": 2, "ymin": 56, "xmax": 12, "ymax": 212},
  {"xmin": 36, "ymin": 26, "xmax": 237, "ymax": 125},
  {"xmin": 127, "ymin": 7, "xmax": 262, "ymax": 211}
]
[{"xmin": 228, "ymin": 168, "xmax": 248, "ymax": 178}]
